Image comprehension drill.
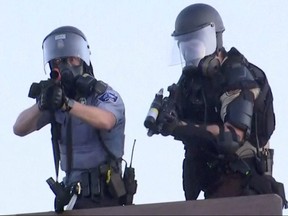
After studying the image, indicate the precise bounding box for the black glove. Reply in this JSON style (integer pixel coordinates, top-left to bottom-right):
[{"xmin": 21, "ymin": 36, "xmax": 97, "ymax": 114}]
[
  {"xmin": 38, "ymin": 84, "xmax": 65, "ymax": 111},
  {"xmin": 38, "ymin": 83, "xmax": 53, "ymax": 111},
  {"xmin": 51, "ymin": 85, "xmax": 65, "ymax": 110},
  {"xmin": 158, "ymin": 111, "xmax": 179, "ymax": 136}
]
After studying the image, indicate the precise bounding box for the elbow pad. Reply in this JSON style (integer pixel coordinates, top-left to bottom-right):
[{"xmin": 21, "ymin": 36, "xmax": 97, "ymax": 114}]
[{"xmin": 225, "ymin": 90, "xmax": 254, "ymax": 136}]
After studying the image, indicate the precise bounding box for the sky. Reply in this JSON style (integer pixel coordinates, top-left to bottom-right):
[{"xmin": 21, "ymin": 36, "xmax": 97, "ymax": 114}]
[{"xmin": 1, "ymin": 0, "xmax": 288, "ymax": 215}]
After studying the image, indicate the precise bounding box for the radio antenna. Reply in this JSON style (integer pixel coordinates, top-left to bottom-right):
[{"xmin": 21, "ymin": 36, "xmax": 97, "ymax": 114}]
[{"xmin": 129, "ymin": 139, "xmax": 136, "ymax": 167}]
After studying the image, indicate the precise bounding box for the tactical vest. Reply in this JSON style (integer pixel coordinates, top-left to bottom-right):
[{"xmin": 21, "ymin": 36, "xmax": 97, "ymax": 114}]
[{"xmin": 177, "ymin": 47, "xmax": 275, "ymax": 149}]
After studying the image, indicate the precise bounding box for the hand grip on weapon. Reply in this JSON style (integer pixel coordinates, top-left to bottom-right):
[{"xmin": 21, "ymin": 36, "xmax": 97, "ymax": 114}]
[
  {"xmin": 157, "ymin": 96, "xmax": 180, "ymax": 136},
  {"xmin": 37, "ymin": 79, "xmax": 56, "ymax": 111},
  {"xmin": 38, "ymin": 82, "xmax": 66, "ymax": 111}
]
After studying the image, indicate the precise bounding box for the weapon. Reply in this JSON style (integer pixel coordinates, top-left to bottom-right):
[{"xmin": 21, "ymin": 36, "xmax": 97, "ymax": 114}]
[
  {"xmin": 144, "ymin": 83, "xmax": 180, "ymax": 136},
  {"xmin": 46, "ymin": 177, "xmax": 73, "ymax": 213},
  {"xmin": 46, "ymin": 177, "xmax": 81, "ymax": 212},
  {"xmin": 28, "ymin": 79, "xmax": 56, "ymax": 99},
  {"xmin": 28, "ymin": 69, "xmax": 61, "ymax": 99},
  {"xmin": 144, "ymin": 88, "xmax": 163, "ymax": 136}
]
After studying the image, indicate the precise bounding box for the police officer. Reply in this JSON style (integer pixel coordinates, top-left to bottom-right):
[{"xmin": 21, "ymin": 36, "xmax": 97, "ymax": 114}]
[
  {"xmin": 13, "ymin": 26, "xmax": 126, "ymax": 209},
  {"xmin": 151, "ymin": 3, "xmax": 287, "ymax": 208}
]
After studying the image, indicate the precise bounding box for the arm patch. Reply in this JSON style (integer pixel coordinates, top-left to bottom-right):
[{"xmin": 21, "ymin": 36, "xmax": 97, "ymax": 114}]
[{"xmin": 99, "ymin": 92, "xmax": 118, "ymax": 103}]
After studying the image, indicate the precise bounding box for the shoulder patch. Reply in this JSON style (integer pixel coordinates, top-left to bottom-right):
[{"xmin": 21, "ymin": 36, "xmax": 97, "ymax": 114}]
[{"xmin": 99, "ymin": 92, "xmax": 118, "ymax": 103}]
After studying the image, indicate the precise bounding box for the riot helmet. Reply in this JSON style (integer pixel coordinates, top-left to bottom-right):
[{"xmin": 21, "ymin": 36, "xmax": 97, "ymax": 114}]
[
  {"xmin": 42, "ymin": 26, "xmax": 94, "ymax": 97},
  {"xmin": 172, "ymin": 3, "xmax": 224, "ymax": 36},
  {"xmin": 42, "ymin": 26, "xmax": 92, "ymax": 75},
  {"xmin": 171, "ymin": 3, "xmax": 225, "ymax": 72}
]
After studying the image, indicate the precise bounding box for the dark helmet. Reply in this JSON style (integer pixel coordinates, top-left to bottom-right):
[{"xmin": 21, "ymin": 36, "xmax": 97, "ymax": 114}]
[
  {"xmin": 172, "ymin": 3, "xmax": 225, "ymax": 36},
  {"xmin": 42, "ymin": 26, "xmax": 93, "ymax": 74},
  {"xmin": 172, "ymin": 3, "xmax": 224, "ymax": 49},
  {"xmin": 170, "ymin": 3, "xmax": 225, "ymax": 69}
]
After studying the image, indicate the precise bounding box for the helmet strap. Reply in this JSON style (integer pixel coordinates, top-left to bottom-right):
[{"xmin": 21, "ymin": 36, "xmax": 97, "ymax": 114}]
[
  {"xmin": 216, "ymin": 32, "xmax": 223, "ymax": 50},
  {"xmin": 83, "ymin": 62, "xmax": 94, "ymax": 77}
]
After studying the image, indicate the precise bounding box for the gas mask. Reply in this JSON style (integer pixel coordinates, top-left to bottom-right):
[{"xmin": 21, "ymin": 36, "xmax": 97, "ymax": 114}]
[
  {"xmin": 180, "ymin": 51, "xmax": 220, "ymax": 78},
  {"xmin": 49, "ymin": 60, "xmax": 84, "ymax": 98},
  {"xmin": 198, "ymin": 53, "xmax": 220, "ymax": 77}
]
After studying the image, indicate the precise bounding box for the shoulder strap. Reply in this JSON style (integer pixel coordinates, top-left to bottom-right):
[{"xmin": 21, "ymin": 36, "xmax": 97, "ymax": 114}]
[
  {"xmin": 98, "ymin": 132, "xmax": 120, "ymax": 162},
  {"xmin": 248, "ymin": 63, "xmax": 269, "ymax": 111},
  {"xmin": 65, "ymin": 115, "xmax": 73, "ymax": 177},
  {"xmin": 226, "ymin": 47, "xmax": 249, "ymax": 66},
  {"xmin": 50, "ymin": 113, "xmax": 61, "ymax": 181},
  {"xmin": 50, "ymin": 113, "xmax": 73, "ymax": 181}
]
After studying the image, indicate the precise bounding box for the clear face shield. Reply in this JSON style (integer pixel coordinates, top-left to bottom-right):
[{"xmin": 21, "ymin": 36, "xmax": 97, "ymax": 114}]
[
  {"xmin": 42, "ymin": 32, "xmax": 90, "ymax": 74},
  {"xmin": 42, "ymin": 32, "xmax": 91, "ymax": 98},
  {"xmin": 170, "ymin": 24, "xmax": 217, "ymax": 68}
]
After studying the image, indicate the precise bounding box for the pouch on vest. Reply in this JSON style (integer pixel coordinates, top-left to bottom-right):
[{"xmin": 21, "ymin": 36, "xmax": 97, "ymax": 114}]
[
  {"xmin": 90, "ymin": 168, "xmax": 102, "ymax": 200},
  {"xmin": 106, "ymin": 166, "xmax": 126, "ymax": 198},
  {"xmin": 80, "ymin": 171, "xmax": 91, "ymax": 197},
  {"xmin": 120, "ymin": 165, "xmax": 138, "ymax": 205}
]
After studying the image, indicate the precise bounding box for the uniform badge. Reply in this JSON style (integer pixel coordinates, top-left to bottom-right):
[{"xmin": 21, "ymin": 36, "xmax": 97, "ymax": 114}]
[{"xmin": 99, "ymin": 92, "xmax": 118, "ymax": 103}]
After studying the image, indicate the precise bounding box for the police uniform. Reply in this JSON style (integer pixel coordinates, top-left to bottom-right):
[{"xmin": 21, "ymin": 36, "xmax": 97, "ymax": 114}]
[{"xmin": 37, "ymin": 85, "xmax": 125, "ymax": 208}]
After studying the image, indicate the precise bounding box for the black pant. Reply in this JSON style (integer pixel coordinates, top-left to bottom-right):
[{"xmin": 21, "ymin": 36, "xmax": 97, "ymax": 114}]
[
  {"xmin": 182, "ymin": 155, "xmax": 288, "ymax": 209},
  {"xmin": 182, "ymin": 147, "xmax": 225, "ymax": 200}
]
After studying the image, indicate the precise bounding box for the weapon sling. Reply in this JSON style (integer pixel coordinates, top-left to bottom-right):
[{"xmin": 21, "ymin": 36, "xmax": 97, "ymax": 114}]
[
  {"xmin": 51, "ymin": 113, "xmax": 73, "ymax": 181},
  {"xmin": 65, "ymin": 114, "xmax": 73, "ymax": 178},
  {"xmin": 51, "ymin": 114, "xmax": 61, "ymax": 181}
]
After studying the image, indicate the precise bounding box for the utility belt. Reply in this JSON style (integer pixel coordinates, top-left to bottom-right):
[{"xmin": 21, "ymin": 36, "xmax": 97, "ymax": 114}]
[
  {"xmin": 76, "ymin": 160, "xmax": 137, "ymax": 205},
  {"xmin": 238, "ymin": 149, "xmax": 287, "ymax": 209},
  {"xmin": 47, "ymin": 160, "xmax": 137, "ymax": 212},
  {"xmin": 228, "ymin": 148, "xmax": 274, "ymax": 176},
  {"xmin": 225, "ymin": 148, "xmax": 287, "ymax": 209},
  {"xmin": 76, "ymin": 160, "xmax": 126, "ymax": 201},
  {"xmin": 245, "ymin": 148, "xmax": 273, "ymax": 176}
]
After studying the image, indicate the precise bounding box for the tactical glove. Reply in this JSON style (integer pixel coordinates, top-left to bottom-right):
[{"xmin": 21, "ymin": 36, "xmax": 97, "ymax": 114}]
[
  {"xmin": 38, "ymin": 84, "xmax": 65, "ymax": 111},
  {"xmin": 38, "ymin": 84, "xmax": 53, "ymax": 111},
  {"xmin": 51, "ymin": 85, "xmax": 65, "ymax": 110},
  {"xmin": 158, "ymin": 111, "xmax": 180, "ymax": 136}
]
